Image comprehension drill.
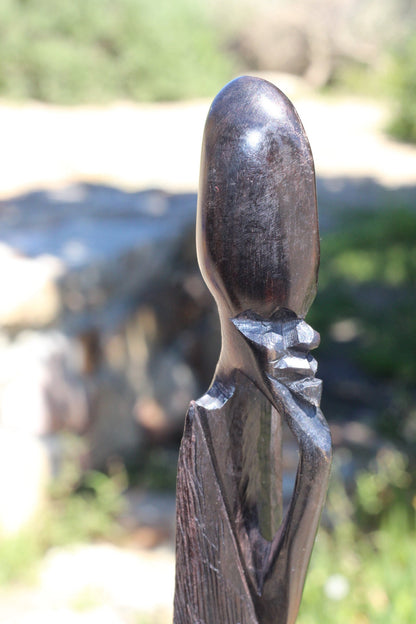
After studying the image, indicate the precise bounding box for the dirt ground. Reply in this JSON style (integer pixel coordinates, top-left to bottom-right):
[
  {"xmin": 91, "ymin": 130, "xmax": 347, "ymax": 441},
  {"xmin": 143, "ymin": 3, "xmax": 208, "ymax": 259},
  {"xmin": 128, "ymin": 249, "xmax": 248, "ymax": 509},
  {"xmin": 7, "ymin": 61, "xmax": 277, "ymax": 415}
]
[{"xmin": 3, "ymin": 74, "xmax": 416, "ymax": 201}]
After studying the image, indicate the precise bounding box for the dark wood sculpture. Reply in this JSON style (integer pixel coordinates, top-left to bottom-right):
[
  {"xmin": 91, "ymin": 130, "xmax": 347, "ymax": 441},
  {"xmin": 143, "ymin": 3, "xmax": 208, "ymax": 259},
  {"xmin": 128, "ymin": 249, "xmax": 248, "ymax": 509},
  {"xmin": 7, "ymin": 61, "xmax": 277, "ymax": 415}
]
[{"xmin": 174, "ymin": 76, "xmax": 332, "ymax": 624}]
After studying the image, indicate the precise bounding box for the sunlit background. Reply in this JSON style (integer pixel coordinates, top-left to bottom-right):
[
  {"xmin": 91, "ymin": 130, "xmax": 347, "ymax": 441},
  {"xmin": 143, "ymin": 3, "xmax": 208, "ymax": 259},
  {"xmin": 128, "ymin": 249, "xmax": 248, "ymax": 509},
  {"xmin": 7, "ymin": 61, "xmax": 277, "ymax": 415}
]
[{"xmin": 1, "ymin": 0, "xmax": 416, "ymax": 622}]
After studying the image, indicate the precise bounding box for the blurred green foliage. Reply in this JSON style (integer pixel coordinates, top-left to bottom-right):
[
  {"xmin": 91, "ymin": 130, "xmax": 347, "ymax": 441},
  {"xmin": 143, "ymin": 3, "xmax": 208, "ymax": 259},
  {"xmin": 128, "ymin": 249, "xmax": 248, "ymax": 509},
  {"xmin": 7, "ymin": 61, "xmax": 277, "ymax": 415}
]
[
  {"xmin": 299, "ymin": 447, "xmax": 416, "ymax": 623},
  {"xmin": 135, "ymin": 447, "xmax": 178, "ymax": 491},
  {"xmin": 0, "ymin": 441, "xmax": 177, "ymax": 587},
  {"xmin": 45, "ymin": 469, "xmax": 126, "ymax": 546},
  {"xmin": 301, "ymin": 207, "xmax": 416, "ymax": 621},
  {"xmin": 1, "ymin": 0, "xmax": 415, "ymax": 145},
  {"xmin": 330, "ymin": 32, "xmax": 416, "ymax": 144},
  {"xmin": 0, "ymin": 530, "xmax": 42, "ymax": 585},
  {"xmin": 0, "ymin": 0, "xmax": 234, "ymax": 103},
  {"xmin": 310, "ymin": 208, "xmax": 416, "ymax": 386},
  {"xmin": 385, "ymin": 34, "xmax": 416, "ymax": 144},
  {"xmin": 135, "ymin": 614, "xmax": 169, "ymax": 624},
  {"xmin": 0, "ymin": 457, "xmax": 126, "ymax": 584}
]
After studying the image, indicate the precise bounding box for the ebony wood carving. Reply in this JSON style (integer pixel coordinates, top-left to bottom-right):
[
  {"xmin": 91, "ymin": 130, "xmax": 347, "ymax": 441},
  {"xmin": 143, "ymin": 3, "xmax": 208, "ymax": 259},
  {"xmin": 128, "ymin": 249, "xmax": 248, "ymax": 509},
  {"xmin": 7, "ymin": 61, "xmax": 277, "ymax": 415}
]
[{"xmin": 174, "ymin": 76, "xmax": 332, "ymax": 624}]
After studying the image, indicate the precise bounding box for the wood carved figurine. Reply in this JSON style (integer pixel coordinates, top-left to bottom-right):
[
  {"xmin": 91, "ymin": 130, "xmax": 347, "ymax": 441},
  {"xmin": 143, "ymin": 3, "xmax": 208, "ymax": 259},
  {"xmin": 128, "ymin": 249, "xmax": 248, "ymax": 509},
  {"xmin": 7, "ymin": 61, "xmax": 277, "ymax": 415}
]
[{"xmin": 174, "ymin": 76, "xmax": 332, "ymax": 624}]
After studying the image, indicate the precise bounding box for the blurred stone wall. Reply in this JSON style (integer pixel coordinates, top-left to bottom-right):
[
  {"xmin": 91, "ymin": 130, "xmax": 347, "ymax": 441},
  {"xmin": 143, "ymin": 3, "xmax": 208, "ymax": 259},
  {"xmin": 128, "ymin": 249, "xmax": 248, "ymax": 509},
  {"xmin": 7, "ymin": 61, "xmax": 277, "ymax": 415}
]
[{"xmin": 0, "ymin": 186, "xmax": 219, "ymax": 533}]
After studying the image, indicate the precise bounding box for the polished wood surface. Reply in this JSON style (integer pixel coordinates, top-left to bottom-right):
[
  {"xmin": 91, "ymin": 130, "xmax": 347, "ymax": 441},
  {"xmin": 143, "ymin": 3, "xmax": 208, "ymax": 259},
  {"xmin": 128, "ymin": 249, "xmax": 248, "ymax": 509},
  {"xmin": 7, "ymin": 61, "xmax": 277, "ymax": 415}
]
[{"xmin": 174, "ymin": 76, "xmax": 331, "ymax": 624}]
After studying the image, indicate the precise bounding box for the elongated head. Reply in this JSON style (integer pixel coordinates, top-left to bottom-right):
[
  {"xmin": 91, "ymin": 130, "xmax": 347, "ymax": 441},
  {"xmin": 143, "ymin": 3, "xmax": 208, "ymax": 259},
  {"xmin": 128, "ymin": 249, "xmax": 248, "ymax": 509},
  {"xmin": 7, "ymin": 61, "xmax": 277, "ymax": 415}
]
[{"xmin": 196, "ymin": 76, "xmax": 319, "ymax": 323}]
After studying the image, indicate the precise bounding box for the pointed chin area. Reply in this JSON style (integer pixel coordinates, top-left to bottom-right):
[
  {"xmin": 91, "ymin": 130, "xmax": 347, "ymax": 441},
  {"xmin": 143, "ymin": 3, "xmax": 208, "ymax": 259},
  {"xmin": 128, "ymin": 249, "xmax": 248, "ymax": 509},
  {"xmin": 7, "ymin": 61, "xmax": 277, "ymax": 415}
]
[{"xmin": 196, "ymin": 76, "xmax": 319, "ymax": 320}]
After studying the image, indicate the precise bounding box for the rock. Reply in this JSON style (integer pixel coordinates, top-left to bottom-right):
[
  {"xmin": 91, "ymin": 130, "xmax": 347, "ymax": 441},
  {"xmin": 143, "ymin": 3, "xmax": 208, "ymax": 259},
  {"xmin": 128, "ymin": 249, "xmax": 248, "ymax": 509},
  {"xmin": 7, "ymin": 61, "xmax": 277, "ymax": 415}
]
[
  {"xmin": 0, "ymin": 331, "xmax": 88, "ymax": 435},
  {"xmin": 135, "ymin": 350, "xmax": 198, "ymax": 441},
  {"xmin": 87, "ymin": 369, "xmax": 140, "ymax": 469},
  {"xmin": 0, "ymin": 186, "xmax": 202, "ymax": 530},
  {"xmin": 0, "ymin": 243, "xmax": 63, "ymax": 327},
  {"xmin": 0, "ymin": 187, "xmax": 196, "ymax": 333}
]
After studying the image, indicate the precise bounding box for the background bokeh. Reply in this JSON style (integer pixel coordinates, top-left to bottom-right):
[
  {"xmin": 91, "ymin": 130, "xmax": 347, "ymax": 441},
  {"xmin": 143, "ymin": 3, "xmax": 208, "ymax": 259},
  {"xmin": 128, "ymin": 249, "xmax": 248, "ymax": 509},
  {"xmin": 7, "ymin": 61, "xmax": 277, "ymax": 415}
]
[{"xmin": 0, "ymin": 0, "xmax": 416, "ymax": 622}]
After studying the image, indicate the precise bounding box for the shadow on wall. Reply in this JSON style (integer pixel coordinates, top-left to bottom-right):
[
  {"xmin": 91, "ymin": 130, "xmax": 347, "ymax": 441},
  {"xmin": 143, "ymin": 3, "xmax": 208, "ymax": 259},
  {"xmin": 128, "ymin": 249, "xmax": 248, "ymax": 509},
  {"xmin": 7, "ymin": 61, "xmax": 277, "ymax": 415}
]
[
  {"xmin": 0, "ymin": 185, "xmax": 218, "ymax": 449},
  {"xmin": 0, "ymin": 179, "xmax": 415, "ymax": 532}
]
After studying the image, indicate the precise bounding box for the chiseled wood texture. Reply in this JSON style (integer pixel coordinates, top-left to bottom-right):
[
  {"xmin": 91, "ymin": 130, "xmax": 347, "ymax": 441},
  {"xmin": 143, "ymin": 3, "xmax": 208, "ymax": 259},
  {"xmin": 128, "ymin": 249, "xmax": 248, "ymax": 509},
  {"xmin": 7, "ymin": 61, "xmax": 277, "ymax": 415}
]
[{"xmin": 174, "ymin": 76, "xmax": 332, "ymax": 624}]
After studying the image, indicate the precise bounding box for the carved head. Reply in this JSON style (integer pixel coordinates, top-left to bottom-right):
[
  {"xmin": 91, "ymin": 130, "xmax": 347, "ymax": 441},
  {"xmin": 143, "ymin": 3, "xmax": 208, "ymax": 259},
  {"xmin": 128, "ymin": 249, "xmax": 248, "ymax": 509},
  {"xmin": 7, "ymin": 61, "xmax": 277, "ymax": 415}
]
[{"xmin": 196, "ymin": 76, "xmax": 319, "ymax": 322}]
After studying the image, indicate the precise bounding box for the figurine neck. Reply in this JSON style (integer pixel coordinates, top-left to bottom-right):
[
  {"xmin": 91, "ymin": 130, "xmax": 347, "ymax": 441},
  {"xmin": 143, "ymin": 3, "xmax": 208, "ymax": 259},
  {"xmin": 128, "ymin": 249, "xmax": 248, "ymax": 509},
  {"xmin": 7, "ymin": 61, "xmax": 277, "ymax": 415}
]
[{"xmin": 214, "ymin": 313, "xmax": 264, "ymax": 392}]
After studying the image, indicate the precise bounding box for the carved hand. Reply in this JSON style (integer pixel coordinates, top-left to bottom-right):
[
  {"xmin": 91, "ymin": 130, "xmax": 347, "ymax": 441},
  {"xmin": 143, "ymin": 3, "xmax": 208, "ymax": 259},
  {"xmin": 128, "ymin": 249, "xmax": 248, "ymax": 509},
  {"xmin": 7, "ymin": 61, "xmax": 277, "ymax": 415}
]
[{"xmin": 233, "ymin": 311, "xmax": 331, "ymax": 455}]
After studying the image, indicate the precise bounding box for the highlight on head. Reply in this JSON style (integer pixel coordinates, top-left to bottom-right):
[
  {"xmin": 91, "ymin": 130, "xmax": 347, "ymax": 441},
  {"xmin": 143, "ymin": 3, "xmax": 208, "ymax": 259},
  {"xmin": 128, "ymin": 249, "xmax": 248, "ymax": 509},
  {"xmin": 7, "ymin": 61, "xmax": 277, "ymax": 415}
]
[{"xmin": 196, "ymin": 76, "xmax": 319, "ymax": 321}]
